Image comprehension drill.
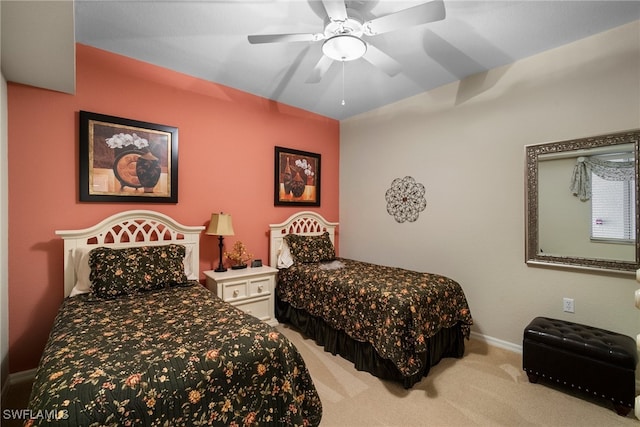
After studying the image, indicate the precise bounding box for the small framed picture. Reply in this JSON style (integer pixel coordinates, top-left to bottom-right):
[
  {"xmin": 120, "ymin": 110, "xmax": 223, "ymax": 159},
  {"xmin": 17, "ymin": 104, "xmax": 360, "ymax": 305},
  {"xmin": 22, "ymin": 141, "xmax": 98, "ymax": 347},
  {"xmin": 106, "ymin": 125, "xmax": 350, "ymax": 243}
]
[{"xmin": 274, "ymin": 146, "xmax": 320, "ymax": 206}]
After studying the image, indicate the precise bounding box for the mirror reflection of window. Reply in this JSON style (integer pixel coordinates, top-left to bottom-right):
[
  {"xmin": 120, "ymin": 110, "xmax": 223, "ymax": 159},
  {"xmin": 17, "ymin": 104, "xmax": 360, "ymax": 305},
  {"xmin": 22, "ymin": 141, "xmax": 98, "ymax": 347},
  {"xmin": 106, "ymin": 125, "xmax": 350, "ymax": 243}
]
[
  {"xmin": 591, "ymin": 157, "xmax": 635, "ymax": 243},
  {"xmin": 537, "ymin": 145, "xmax": 636, "ymax": 261}
]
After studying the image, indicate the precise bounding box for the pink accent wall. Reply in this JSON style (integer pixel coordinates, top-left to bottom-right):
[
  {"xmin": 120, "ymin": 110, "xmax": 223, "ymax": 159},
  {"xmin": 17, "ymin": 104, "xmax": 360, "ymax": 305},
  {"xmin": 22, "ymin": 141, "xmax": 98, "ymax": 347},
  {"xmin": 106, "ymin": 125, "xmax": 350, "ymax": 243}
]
[{"xmin": 7, "ymin": 44, "xmax": 339, "ymax": 373}]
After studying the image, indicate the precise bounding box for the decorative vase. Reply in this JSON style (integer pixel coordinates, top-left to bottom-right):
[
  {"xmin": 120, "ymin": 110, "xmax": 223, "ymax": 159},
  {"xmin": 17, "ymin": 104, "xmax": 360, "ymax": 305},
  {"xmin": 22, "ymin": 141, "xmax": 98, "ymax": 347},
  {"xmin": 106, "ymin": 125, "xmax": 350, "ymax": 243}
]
[
  {"xmin": 113, "ymin": 150, "xmax": 144, "ymax": 190},
  {"xmin": 291, "ymin": 171, "xmax": 305, "ymax": 197},
  {"xmin": 136, "ymin": 151, "xmax": 161, "ymax": 192},
  {"xmin": 231, "ymin": 264, "xmax": 248, "ymax": 270},
  {"xmin": 283, "ymin": 156, "xmax": 292, "ymax": 195}
]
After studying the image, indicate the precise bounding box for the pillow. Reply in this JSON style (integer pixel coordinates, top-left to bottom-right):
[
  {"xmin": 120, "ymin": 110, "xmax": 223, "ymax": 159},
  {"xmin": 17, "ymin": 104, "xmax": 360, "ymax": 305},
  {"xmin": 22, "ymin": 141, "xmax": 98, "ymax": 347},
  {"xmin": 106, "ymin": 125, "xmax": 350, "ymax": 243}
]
[
  {"xmin": 284, "ymin": 232, "xmax": 335, "ymax": 264},
  {"xmin": 277, "ymin": 239, "xmax": 294, "ymax": 269},
  {"xmin": 88, "ymin": 244, "xmax": 188, "ymax": 299},
  {"xmin": 183, "ymin": 245, "xmax": 198, "ymax": 280},
  {"xmin": 70, "ymin": 244, "xmax": 195, "ymax": 296},
  {"xmin": 70, "ymin": 247, "xmax": 92, "ymax": 296}
]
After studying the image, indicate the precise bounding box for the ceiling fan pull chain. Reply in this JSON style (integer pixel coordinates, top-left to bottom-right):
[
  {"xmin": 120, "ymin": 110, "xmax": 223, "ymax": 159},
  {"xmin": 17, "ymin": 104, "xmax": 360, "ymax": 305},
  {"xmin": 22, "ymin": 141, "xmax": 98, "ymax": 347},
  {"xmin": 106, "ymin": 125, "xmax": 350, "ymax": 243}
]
[{"xmin": 341, "ymin": 61, "xmax": 346, "ymax": 106}]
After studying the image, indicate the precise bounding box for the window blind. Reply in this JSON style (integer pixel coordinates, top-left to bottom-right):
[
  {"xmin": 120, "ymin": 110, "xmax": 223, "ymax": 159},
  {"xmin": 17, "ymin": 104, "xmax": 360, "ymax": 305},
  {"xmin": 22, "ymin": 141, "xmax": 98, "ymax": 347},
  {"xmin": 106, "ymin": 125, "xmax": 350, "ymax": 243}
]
[{"xmin": 591, "ymin": 173, "xmax": 635, "ymax": 241}]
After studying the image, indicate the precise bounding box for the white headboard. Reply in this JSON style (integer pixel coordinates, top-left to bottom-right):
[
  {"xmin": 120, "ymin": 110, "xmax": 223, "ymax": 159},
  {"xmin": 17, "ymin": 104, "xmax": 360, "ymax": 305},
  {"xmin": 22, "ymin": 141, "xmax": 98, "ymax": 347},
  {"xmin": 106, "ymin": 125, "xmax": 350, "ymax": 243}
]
[
  {"xmin": 269, "ymin": 211, "xmax": 338, "ymax": 268},
  {"xmin": 56, "ymin": 210, "xmax": 205, "ymax": 297}
]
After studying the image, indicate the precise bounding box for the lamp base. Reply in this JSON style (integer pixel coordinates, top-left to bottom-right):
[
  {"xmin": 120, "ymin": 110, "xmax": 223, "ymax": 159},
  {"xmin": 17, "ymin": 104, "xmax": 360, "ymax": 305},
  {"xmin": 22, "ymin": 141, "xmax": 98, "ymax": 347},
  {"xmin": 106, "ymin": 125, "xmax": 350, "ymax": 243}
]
[{"xmin": 215, "ymin": 236, "xmax": 227, "ymax": 273}]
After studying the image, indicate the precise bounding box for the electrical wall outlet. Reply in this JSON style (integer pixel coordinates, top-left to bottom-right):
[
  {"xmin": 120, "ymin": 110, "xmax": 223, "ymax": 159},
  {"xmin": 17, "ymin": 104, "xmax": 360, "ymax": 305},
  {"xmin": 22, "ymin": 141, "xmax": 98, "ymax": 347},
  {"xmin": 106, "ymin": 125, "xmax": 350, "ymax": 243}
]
[{"xmin": 563, "ymin": 297, "xmax": 575, "ymax": 313}]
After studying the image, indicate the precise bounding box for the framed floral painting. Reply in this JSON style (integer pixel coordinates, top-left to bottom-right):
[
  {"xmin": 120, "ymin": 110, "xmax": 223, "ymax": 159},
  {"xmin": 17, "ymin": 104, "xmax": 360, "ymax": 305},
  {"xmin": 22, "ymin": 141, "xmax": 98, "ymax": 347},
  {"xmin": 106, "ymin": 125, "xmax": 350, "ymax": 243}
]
[
  {"xmin": 79, "ymin": 111, "xmax": 178, "ymax": 203},
  {"xmin": 274, "ymin": 146, "xmax": 320, "ymax": 206}
]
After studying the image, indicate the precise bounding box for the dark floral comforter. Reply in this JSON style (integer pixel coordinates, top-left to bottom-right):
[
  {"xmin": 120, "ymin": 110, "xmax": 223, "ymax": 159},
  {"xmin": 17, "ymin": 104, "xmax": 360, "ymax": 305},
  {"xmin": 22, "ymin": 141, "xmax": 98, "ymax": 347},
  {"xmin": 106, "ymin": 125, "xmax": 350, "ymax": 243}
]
[
  {"xmin": 27, "ymin": 284, "xmax": 322, "ymax": 426},
  {"xmin": 277, "ymin": 258, "xmax": 473, "ymax": 378}
]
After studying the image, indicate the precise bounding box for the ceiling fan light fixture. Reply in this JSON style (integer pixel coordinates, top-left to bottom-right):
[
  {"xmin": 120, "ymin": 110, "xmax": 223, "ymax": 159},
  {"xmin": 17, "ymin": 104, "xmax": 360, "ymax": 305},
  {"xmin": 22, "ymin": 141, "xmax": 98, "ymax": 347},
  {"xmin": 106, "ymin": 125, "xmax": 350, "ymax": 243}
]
[{"xmin": 322, "ymin": 35, "xmax": 367, "ymax": 61}]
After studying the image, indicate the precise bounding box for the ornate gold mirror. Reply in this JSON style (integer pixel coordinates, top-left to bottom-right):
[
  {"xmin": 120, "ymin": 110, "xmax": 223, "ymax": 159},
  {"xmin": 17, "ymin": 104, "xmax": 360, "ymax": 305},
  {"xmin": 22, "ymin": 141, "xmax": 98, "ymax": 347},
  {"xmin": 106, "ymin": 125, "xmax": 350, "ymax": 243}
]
[{"xmin": 525, "ymin": 129, "xmax": 640, "ymax": 274}]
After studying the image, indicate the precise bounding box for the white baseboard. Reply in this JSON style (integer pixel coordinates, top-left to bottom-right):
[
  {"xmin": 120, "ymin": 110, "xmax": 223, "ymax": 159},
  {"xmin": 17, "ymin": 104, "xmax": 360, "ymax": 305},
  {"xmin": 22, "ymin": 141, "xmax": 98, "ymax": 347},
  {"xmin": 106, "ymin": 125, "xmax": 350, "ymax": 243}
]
[
  {"xmin": 470, "ymin": 331, "xmax": 522, "ymax": 354},
  {"xmin": 0, "ymin": 368, "xmax": 36, "ymax": 407},
  {"xmin": 8, "ymin": 368, "xmax": 37, "ymax": 385},
  {"xmin": 0, "ymin": 378, "xmax": 8, "ymax": 404},
  {"xmin": 470, "ymin": 331, "xmax": 640, "ymax": 393}
]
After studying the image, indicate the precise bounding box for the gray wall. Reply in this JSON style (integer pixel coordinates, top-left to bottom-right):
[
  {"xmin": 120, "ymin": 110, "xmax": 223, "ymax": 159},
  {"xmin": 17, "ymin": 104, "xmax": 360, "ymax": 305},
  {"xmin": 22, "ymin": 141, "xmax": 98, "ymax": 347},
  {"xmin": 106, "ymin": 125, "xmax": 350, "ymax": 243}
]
[{"xmin": 340, "ymin": 21, "xmax": 640, "ymax": 351}]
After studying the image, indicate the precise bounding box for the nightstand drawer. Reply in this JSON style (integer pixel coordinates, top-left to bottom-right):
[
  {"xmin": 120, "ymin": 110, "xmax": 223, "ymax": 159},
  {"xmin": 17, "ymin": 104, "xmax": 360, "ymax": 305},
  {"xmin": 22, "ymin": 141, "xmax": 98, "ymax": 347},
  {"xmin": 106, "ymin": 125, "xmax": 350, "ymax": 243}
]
[
  {"xmin": 233, "ymin": 296, "xmax": 271, "ymax": 322},
  {"xmin": 249, "ymin": 276, "xmax": 271, "ymax": 297},
  {"xmin": 221, "ymin": 280, "xmax": 248, "ymax": 300},
  {"xmin": 203, "ymin": 266, "xmax": 278, "ymax": 326}
]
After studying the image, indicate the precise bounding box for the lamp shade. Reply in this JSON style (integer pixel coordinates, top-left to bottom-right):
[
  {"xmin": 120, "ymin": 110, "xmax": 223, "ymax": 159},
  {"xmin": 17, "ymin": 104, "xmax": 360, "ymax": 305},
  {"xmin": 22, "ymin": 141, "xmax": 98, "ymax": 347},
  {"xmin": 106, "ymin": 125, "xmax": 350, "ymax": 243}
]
[
  {"xmin": 206, "ymin": 213, "xmax": 235, "ymax": 236},
  {"xmin": 322, "ymin": 34, "xmax": 367, "ymax": 61}
]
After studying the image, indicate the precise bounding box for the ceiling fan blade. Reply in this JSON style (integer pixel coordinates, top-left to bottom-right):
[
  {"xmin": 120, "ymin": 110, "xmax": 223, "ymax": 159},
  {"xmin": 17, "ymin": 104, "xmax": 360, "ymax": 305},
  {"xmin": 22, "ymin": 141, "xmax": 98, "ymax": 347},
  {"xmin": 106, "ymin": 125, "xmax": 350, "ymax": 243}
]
[
  {"xmin": 362, "ymin": 44, "xmax": 402, "ymax": 77},
  {"xmin": 306, "ymin": 55, "xmax": 334, "ymax": 83},
  {"xmin": 364, "ymin": 0, "xmax": 446, "ymax": 35},
  {"xmin": 322, "ymin": 0, "xmax": 348, "ymax": 21},
  {"xmin": 248, "ymin": 33, "xmax": 319, "ymax": 44}
]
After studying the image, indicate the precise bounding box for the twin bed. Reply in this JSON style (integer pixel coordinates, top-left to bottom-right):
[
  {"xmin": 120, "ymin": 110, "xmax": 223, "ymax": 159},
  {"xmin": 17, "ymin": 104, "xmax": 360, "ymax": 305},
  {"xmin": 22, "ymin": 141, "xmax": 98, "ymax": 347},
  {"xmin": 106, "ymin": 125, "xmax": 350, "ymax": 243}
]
[
  {"xmin": 269, "ymin": 211, "xmax": 473, "ymax": 388},
  {"xmin": 27, "ymin": 210, "xmax": 322, "ymax": 426},
  {"xmin": 28, "ymin": 209, "xmax": 473, "ymax": 425}
]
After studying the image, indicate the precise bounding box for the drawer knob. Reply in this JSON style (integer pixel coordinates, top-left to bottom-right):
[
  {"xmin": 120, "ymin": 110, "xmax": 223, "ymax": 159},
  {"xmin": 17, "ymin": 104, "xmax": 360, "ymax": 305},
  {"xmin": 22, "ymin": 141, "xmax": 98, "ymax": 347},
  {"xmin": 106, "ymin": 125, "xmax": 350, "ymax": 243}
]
[
  {"xmin": 257, "ymin": 284, "xmax": 263, "ymax": 292},
  {"xmin": 233, "ymin": 290, "xmax": 239, "ymax": 298}
]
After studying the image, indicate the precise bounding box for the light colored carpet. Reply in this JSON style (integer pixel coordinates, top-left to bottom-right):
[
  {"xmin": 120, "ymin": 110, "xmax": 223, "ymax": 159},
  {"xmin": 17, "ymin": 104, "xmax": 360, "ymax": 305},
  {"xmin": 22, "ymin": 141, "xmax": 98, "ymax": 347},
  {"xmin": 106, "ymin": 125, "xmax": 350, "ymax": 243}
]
[{"xmin": 277, "ymin": 324, "xmax": 638, "ymax": 427}]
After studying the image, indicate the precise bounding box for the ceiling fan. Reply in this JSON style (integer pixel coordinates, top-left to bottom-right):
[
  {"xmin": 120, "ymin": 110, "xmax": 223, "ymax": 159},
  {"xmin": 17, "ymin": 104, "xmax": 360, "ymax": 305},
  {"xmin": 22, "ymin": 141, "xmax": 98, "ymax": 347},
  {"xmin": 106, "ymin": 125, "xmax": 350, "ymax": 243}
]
[{"xmin": 248, "ymin": 0, "xmax": 446, "ymax": 83}]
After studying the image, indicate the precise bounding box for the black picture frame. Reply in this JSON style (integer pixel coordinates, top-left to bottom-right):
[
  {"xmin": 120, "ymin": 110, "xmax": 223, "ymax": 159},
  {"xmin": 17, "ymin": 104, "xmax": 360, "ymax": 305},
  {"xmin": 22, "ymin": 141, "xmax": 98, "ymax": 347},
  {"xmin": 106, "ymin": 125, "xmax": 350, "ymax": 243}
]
[
  {"xmin": 274, "ymin": 146, "xmax": 321, "ymax": 206},
  {"xmin": 79, "ymin": 111, "xmax": 178, "ymax": 203}
]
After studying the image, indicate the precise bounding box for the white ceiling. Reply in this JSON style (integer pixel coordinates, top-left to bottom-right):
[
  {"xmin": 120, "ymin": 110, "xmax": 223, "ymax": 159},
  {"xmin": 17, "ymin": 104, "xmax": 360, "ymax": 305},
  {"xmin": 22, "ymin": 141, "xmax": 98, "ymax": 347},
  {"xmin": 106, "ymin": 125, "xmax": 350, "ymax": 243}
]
[{"xmin": 6, "ymin": 1, "xmax": 640, "ymax": 121}]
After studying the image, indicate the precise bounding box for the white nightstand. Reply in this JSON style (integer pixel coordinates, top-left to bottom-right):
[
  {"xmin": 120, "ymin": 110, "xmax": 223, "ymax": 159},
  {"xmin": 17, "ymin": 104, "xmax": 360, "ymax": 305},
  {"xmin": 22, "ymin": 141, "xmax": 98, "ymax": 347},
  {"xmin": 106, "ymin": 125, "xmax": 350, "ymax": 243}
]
[{"xmin": 204, "ymin": 266, "xmax": 278, "ymax": 326}]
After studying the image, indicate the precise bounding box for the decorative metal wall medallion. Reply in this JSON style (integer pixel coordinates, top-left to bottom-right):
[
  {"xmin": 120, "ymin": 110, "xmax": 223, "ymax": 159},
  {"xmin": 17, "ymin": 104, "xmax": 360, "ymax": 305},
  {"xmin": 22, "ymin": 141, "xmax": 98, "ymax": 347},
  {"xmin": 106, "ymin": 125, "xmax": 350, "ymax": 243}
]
[{"xmin": 385, "ymin": 176, "xmax": 427, "ymax": 223}]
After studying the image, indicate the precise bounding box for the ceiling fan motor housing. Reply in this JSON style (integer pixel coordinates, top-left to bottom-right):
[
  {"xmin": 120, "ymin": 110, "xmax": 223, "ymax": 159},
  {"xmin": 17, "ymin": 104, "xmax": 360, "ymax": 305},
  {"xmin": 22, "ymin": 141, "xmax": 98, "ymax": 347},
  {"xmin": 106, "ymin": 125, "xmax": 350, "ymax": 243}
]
[{"xmin": 324, "ymin": 9, "xmax": 364, "ymax": 38}]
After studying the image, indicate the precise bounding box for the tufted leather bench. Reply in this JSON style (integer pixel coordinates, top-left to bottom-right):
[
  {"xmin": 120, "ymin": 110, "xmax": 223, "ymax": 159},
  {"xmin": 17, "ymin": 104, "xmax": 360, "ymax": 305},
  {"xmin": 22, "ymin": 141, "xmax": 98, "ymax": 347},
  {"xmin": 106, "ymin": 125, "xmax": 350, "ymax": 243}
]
[{"xmin": 523, "ymin": 317, "xmax": 637, "ymax": 416}]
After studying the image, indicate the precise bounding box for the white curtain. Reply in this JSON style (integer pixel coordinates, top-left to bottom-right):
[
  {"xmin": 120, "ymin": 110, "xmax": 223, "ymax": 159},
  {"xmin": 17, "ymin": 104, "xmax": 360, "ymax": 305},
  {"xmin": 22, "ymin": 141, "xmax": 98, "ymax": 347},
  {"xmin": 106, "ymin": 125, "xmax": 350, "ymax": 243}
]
[{"xmin": 570, "ymin": 156, "xmax": 635, "ymax": 201}]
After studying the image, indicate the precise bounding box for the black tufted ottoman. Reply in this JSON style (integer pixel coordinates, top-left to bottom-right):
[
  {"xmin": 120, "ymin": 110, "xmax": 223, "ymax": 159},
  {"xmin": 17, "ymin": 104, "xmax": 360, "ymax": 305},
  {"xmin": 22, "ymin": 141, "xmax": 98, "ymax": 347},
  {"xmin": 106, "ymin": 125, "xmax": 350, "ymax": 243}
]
[{"xmin": 523, "ymin": 316, "xmax": 637, "ymax": 416}]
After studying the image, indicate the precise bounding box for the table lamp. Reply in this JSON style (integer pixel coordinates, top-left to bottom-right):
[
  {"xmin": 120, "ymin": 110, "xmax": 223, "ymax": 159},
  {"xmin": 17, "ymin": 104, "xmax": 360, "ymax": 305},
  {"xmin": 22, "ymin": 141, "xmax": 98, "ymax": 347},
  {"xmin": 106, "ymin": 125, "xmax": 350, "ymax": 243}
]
[{"xmin": 206, "ymin": 212, "xmax": 235, "ymax": 272}]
